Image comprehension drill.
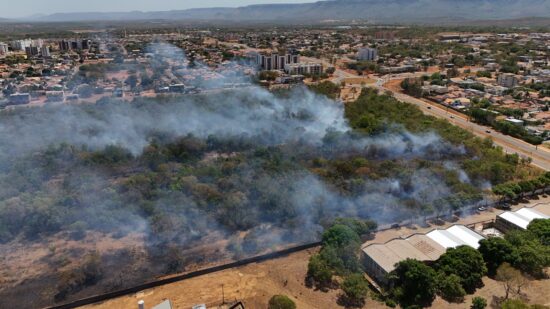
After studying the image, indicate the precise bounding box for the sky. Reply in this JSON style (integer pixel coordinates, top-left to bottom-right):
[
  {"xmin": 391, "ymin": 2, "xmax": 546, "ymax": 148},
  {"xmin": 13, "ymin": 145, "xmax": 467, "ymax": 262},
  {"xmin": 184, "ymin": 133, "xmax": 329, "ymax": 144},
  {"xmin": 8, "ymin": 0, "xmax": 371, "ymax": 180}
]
[{"xmin": 3, "ymin": 0, "xmax": 319, "ymax": 18}]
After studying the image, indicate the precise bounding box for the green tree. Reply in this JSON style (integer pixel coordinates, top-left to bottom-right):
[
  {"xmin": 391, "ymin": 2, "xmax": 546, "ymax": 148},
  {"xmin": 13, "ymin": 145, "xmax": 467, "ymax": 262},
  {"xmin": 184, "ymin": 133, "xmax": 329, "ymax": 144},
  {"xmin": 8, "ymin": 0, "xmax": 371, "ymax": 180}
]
[
  {"xmin": 514, "ymin": 242, "xmax": 549, "ymax": 278},
  {"xmin": 471, "ymin": 296, "xmax": 487, "ymax": 309},
  {"xmin": 307, "ymin": 254, "xmax": 332, "ymax": 287},
  {"xmin": 388, "ymin": 259, "xmax": 437, "ymax": 307},
  {"xmin": 478, "ymin": 237, "xmax": 519, "ymax": 276},
  {"xmin": 331, "ymin": 218, "xmax": 378, "ymax": 238},
  {"xmin": 268, "ymin": 295, "xmax": 296, "ymax": 309},
  {"xmin": 322, "ymin": 224, "xmax": 360, "ymax": 247},
  {"xmin": 341, "ymin": 273, "xmax": 369, "ymax": 306},
  {"xmin": 400, "ymin": 78, "xmax": 423, "ymax": 97},
  {"xmin": 435, "ymin": 246, "xmax": 487, "ymax": 293},
  {"xmin": 437, "ymin": 273, "xmax": 466, "ymax": 302},
  {"xmin": 308, "ymin": 81, "xmax": 341, "ymax": 100},
  {"xmin": 355, "ymin": 113, "xmax": 382, "ymax": 135},
  {"xmin": 527, "ymin": 219, "xmax": 550, "ymax": 245}
]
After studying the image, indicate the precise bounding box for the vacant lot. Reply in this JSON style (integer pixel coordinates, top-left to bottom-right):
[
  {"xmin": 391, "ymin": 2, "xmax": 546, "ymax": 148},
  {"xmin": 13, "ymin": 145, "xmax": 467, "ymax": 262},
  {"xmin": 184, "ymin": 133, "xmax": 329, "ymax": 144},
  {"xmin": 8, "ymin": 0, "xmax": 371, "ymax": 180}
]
[{"xmin": 81, "ymin": 246, "xmax": 550, "ymax": 309}]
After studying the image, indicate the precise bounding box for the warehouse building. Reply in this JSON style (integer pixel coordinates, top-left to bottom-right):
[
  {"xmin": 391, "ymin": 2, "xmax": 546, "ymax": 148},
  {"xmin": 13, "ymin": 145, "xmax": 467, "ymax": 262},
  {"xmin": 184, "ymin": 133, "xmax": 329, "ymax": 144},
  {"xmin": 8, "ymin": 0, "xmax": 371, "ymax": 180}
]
[
  {"xmin": 362, "ymin": 225, "xmax": 484, "ymax": 285},
  {"xmin": 495, "ymin": 207, "xmax": 549, "ymax": 233}
]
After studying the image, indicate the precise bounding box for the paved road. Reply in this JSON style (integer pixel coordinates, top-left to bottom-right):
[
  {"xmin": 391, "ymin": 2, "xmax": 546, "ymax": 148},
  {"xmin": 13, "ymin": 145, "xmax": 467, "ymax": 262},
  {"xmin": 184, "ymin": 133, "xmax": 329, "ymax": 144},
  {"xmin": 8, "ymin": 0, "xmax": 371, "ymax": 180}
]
[
  {"xmin": 304, "ymin": 56, "xmax": 550, "ymax": 170},
  {"xmin": 341, "ymin": 67, "xmax": 550, "ymax": 170},
  {"xmin": 217, "ymin": 47, "xmax": 550, "ymax": 170},
  {"xmin": 382, "ymin": 87, "xmax": 550, "ymax": 170}
]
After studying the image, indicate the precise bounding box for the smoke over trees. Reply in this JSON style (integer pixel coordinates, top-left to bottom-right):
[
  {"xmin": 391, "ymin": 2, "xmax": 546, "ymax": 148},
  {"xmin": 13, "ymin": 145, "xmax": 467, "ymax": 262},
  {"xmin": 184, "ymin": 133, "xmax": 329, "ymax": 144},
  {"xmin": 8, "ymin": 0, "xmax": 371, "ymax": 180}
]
[{"xmin": 0, "ymin": 43, "xmax": 535, "ymax": 307}]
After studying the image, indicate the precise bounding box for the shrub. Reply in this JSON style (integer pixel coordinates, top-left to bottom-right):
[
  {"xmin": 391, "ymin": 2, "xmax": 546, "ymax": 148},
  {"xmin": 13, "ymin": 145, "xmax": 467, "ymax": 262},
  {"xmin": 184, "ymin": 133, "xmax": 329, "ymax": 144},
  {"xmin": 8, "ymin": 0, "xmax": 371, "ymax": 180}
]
[
  {"xmin": 268, "ymin": 295, "xmax": 296, "ymax": 309},
  {"xmin": 341, "ymin": 273, "xmax": 369, "ymax": 306},
  {"xmin": 471, "ymin": 296, "xmax": 487, "ymax": 309}
]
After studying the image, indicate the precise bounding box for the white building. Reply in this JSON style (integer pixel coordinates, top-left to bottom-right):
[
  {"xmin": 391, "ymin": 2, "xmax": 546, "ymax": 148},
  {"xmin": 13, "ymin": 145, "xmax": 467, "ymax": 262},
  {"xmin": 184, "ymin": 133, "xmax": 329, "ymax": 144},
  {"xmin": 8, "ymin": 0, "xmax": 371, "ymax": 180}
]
[
  {"xmin": 497, "ymin": 73, "xmax": 519, "ymax": 88},
  {"xmin": 252, "ymin": 52, "xmax": 299, "ymax": 71},
  {"xmin": 40, "ymin": 46, "xmax": 51, "ymax": 58},
  {"xmin": 0, "ymin": 42, "xmax": 8, "ymax": 55},
  {"xmin": 504, "ymin": 118, "xmax": 524, "ymax": 126},
  {"xmin": 356, "ymin": 47, "xmax": 378, "ymax": 61},
  {"xmin": 11, "ymin": 39, "xmax": 33, "ymax": 51},
  {"xmin": 496, "ymin": 207, "xmax": 549, "ymax": 232},
  {"xmin": 284, "ymin": 62, "xmax": 323, "ymax": 75}
]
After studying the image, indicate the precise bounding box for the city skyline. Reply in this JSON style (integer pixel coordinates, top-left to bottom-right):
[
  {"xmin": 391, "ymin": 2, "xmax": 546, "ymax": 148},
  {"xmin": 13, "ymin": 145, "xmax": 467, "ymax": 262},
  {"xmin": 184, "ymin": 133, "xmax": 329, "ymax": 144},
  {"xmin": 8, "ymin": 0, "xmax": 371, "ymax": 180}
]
[{"xmin": 2, "ymin": 0, "xmax": 318, "ymax": 18}]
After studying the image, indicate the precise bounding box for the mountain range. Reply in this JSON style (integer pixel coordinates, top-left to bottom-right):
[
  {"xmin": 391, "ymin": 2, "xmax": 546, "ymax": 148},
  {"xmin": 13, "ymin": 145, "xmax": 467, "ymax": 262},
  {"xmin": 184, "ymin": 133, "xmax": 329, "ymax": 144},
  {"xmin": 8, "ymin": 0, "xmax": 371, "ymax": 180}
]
[{"xmin": 3, "ymin": 0, "xmax": 550, "ymax": 24}]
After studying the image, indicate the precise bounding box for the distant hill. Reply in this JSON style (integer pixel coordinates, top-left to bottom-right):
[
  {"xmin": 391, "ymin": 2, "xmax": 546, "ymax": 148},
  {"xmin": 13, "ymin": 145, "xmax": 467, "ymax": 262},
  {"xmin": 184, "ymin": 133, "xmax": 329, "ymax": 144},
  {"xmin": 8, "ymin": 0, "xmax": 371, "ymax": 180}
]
[{"xmin": 25, "ymin": 0, "xmax": 550, "ymax": 24}]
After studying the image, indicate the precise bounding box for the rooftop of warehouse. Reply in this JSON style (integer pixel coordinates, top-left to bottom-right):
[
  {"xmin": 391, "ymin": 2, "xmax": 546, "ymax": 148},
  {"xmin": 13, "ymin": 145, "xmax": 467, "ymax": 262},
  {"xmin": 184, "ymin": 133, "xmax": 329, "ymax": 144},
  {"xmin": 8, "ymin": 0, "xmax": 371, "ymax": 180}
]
[{"xmin": 362, "ymin": 224, "xmax": 485, "ymax": 274}]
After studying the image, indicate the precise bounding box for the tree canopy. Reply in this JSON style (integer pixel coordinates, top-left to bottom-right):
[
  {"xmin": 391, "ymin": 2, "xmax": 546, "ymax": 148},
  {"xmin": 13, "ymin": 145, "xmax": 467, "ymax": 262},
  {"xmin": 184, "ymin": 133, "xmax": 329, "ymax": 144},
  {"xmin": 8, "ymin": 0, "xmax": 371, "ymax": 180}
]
[
  {"xmin": 478, "ymin": 237, "xmax": 519, "ymax": 276},
  {"xmin": 435, "ymin": 246, "xmax": 487, "ymax": 293},
  {"xmin": 388, "ymin": 258, "xmax": 438, "ymax": 308}
]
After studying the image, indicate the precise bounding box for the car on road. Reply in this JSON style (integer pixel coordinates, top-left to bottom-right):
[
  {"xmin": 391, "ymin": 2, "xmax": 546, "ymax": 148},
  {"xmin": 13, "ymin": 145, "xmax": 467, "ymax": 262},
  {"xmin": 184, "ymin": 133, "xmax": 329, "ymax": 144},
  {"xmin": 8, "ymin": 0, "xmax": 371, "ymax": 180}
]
[
  {"xmin": 477, "ymin": 207, "xmax": 487, "ymax": 211},
  {"xmin": 450, "ymin": 116, "xmax": 454, "ymax": 119},
  {"xmin": 427, "ymin": 106, "xmax": 432, "ymax": 109},
  {"xmin": 486, "ymin": 130, "xmax": 491, "ymax": 133}
]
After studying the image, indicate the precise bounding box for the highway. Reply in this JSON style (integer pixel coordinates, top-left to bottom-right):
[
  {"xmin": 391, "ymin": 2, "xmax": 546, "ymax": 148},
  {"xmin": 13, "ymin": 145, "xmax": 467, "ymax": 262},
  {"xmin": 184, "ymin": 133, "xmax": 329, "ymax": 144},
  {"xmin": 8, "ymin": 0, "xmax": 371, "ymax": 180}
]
[
  {"xmin": 300, "ymin": 56, "xmax": 550, "ymax": 170},
  {"xmin": 215, "ymin": 46, "xmax": 550, "ymax": 171},
  {"xmin": 374, "ymin": 82, "xmax": 550, "ymax": 170}
]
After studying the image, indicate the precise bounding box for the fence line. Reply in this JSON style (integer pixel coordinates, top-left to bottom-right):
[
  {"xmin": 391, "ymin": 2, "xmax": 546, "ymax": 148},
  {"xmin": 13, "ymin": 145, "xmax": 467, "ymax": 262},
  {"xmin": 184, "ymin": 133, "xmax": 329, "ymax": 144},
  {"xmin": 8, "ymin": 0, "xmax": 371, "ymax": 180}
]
[
  {"xmin": 42, "ymin": 187, "xmax": 550, "ymax": 309},
  {"xmin": 43, "ymin": 242, "xmax": 321, "ymax": 309}
]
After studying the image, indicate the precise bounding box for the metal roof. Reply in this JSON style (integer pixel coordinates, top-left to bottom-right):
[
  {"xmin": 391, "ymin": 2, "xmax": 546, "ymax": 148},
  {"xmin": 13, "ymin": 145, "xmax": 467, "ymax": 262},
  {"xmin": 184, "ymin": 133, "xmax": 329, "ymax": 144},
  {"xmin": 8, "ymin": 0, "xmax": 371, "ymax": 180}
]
[
  {"xmin": 427, "ymin": 225, "xmax": 485, "ymax": 249},
  {"xmin": 498, "ymin": 207, "xmax": 549, "ymax": 229},
  {"xmin": 362, "ymin": 224, "xmax": 482, "ymax": 274}
]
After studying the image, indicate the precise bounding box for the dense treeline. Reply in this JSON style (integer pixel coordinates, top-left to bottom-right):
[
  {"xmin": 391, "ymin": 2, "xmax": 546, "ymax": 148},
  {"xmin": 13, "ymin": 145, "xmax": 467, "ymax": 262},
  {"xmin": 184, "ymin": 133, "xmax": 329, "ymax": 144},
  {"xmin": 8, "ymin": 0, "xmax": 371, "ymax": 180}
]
[
  {"xmin": 0, "ymin": 88, "xmax": 534, "ymax": 246},
  {"xmin": 0, "ymin": 87, "xmax": 539, "ymax": 303},
  {"xmin": 492, "ymin": 172, "xmax": 550, "ymax": 200},
  {"xmin": 346, "ymin": 88, "xmax": 535, "ymax": 185}
]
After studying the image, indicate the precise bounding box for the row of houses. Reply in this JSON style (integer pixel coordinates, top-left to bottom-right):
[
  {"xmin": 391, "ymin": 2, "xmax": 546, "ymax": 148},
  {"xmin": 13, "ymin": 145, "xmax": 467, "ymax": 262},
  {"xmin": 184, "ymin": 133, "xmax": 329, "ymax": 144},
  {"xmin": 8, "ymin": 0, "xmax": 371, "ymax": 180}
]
[{"xmin": 362, "ymin": 203, "xmax": 550, "ymax": 287}]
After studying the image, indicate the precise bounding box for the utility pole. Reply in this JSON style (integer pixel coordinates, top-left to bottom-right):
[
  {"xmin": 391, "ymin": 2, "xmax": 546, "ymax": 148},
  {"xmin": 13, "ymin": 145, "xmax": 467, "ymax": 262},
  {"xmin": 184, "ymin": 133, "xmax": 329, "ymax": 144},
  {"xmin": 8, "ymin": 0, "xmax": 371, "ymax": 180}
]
[{"xmin": 222, "ymin": 284, "xmax": 225, "ymax": 305}]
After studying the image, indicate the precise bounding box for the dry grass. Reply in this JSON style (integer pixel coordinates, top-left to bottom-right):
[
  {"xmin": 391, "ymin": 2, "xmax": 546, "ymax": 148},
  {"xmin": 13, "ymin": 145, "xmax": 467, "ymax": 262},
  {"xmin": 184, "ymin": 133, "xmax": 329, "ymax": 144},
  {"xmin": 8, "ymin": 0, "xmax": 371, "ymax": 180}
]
[{"xmin": 81, "ymin": 198, "xmax": 550, "ymax": 309}]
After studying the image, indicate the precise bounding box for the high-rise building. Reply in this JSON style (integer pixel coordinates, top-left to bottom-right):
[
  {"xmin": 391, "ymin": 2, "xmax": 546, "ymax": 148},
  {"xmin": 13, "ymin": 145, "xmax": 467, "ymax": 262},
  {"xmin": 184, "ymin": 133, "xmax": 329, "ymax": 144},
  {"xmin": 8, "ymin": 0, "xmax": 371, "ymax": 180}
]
[
  {"xmin": 82, "ymin": 39, "xmax": 91, "ymax": 50},
  {"xmin": 59, "ymin": 40, "xmax": 71, "ymax": 51},
  {"xmin": 32, "ymin": 39, "xmax": 44, "ymax": 48},
  {"xmin": 40, "ymin": 46, "xmax": 51, "ymax": 58},
  {"xmin": 0, "ymin": 42, "xmax": 8, "ymax": 55},
  {"xmin": 253, "ymin": 52, "xmax": 300, "ymax": 71},
  {"xmin": 58, "ymin": 39, "xmax": 91, "ymax": 51},
  {"xmin": 356, "ymin": 47, "xmax": 378, "ymax": 61},
  {"xmin": 11, "ymin": 39, "xmax": 33, "ymax": 51},
  {"xmin": 25, "ymin": 46, "xmax": 39, "ymax": 58}
]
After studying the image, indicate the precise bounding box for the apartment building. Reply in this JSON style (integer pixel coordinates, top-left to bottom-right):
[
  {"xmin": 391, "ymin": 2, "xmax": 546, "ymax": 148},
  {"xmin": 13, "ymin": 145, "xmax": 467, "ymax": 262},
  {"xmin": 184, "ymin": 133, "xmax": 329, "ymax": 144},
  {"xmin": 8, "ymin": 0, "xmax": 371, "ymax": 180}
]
[
  {"xmin": 356, "ymin": 47, "xmax": 378, "ymax": 61},
  {"xmin": 252, "ymin": 52, "xmax": 300, "ymax": 71},
  {"xmin": 497, "ymin": 73, "xmax": 519, "ymax": 88},
  {"xmin": 284, "ymin": 62, "xmax": 324, "ymax": 75}
]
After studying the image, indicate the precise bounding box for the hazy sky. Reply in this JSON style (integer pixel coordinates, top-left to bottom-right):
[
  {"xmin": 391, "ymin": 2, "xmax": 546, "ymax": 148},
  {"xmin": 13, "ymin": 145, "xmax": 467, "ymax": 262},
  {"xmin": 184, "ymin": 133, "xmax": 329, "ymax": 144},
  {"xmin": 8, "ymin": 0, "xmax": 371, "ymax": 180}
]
[{"xmin": 3, "ymin": 0, "xmax": 319, "ymax": 17}]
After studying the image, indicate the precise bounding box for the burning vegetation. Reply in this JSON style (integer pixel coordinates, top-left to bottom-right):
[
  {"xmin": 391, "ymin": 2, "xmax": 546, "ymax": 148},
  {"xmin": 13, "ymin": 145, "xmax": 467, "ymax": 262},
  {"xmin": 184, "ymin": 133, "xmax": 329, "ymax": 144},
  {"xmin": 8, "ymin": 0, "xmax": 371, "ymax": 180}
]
[{"xmin": 0, "ymin": 44, "xmax": 539, "ymax": 308}]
